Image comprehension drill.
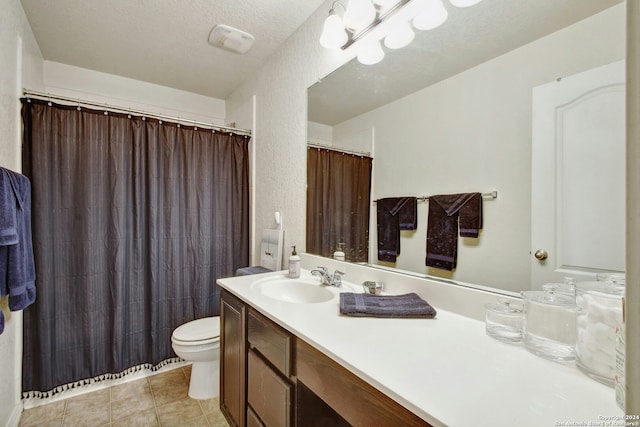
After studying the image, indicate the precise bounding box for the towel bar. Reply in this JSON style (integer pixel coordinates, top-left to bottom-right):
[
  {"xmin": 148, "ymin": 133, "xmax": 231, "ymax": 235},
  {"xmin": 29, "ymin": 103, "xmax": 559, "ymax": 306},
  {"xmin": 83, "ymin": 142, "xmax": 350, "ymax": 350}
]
[{"xmin": 373, "ymin": 190, "xmax": 498, "ymax": 203}]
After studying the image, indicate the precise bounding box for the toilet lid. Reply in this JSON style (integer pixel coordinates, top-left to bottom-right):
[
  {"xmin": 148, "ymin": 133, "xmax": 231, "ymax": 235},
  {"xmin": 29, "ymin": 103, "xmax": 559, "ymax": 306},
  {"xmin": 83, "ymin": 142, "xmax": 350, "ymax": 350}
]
[{"xmin": 172, "ymin": 317, "xmax": 220, "ymax": 342}]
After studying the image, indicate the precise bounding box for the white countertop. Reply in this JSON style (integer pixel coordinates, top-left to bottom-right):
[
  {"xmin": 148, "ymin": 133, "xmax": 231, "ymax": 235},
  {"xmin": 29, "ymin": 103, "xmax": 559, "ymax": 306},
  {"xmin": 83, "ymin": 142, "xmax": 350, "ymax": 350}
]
[{"xmin": 217, "ymin": 260, "xmax": 623, "ymax": 427}]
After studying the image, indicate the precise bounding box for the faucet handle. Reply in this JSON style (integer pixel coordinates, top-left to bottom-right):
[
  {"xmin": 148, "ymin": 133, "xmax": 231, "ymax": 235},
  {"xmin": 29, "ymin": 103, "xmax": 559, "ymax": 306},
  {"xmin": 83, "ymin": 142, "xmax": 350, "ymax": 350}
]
[{"xmin": 331, "ymin": 270, "xmax": 345, "ymax": 287}]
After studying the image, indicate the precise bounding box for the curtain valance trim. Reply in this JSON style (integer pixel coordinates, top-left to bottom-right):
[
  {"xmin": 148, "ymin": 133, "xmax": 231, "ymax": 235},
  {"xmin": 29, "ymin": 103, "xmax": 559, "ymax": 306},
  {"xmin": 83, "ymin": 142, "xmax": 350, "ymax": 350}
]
[
  {"xmin": 22, "ymin": 89, "xmax": 252, "ymax": 137},
  {"xmin": 21, "ymin": 357, "xmax": 184, "ymax": 401}
]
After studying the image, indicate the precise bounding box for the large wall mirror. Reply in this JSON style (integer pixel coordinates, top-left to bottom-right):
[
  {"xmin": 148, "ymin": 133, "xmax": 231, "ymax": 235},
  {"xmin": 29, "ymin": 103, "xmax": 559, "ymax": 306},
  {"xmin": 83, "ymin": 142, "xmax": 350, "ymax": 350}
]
[{"xmin": 307, "ymin": 0, "xmax": 625, "ymax": 294}]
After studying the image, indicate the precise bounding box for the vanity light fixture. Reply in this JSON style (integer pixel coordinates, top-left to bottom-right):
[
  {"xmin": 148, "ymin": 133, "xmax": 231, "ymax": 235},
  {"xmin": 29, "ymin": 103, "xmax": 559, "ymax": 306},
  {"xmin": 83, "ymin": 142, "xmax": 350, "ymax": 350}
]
[
  {"xmin": 319, "ymin": 0, "xmax": 483, "ymax": 65},
  {"xmin": 319, "ymin": 3, "xmax": 349, "ymax": 49},
  {"xmin": 357, "ymin": 39, "xmax": 386, "ymax": 64}
]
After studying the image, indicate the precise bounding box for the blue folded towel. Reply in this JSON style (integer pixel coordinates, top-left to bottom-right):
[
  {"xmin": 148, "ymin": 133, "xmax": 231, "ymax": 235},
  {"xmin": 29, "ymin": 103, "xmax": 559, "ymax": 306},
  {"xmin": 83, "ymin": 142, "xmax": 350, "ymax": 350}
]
[
  {"xmin": 0, "ymin": 168, "xmax": 36, "ymax": 322},
  {"xmin": 235, "ymin": 266, "xmax": 273, "ymax": 276},
  {"xmin": 339, "ymin": 292, "xmax": 437, "ymax": 318}
]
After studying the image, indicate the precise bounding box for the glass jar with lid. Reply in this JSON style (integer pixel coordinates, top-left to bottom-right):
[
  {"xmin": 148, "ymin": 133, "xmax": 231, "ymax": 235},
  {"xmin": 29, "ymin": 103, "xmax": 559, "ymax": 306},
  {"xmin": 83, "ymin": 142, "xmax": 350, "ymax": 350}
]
[
  {"xmin": 485, "ymin": 299, "xmax": 523, "ymax": 343},
  {"xmin": 521, "ymin": 290, "xmax": 578, "ymax": 362},
  {"xmin": 575, "ymin": 279, "xmax": 624, "ymax": 386}
]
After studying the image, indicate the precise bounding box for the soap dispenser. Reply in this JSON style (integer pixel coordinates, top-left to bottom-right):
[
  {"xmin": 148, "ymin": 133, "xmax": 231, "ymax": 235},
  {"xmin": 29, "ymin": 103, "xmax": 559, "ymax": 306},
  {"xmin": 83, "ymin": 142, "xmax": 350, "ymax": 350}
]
[
  {"xmin": 333, "ymin": 242, "xmax": 345, "ymax": 261},
  {"xmin": 288, "ymin": 246, "xmax": 301, "ymax": 278}
]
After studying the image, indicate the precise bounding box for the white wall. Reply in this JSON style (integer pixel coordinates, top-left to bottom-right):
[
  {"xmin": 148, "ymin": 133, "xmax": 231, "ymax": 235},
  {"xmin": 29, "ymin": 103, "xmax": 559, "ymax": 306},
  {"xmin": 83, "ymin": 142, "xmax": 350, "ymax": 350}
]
[
  {"xmin": 226, "ymin": 0, "xmax": 354, "ymax": 265},
  {"xmin": 43, "ymin": 62, "xmax": 226, "ymax": 124},
  {"xmin": 0, "ymin": 0, "xmax": 44, "ymax": 425},
  {"xmin": 329, "ymin": 4, "xmax": 625, "ymax": 292},
  {"xmin": 307, "ymin": 121, "xmax": 333, "ymax": 145}
]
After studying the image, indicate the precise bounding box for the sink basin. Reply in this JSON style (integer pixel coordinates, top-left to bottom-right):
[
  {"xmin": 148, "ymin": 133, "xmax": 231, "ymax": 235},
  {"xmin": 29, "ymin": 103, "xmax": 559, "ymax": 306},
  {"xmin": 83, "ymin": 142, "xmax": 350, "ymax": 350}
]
[{"xmin": 251, "ymin": 275, "xmax": 336, "ymax": 303}]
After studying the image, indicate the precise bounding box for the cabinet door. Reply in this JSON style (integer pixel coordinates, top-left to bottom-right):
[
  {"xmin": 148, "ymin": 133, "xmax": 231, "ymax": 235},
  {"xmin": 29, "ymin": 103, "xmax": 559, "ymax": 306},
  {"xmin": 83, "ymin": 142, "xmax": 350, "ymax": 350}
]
[
  {"xmin": 248, "ymin": 350, "xmax": 292, "ymax": 427},
  {"xmin": 220, "ymin": 290, "xmax": 246, "ymax": 427},
  {"xmin": 247, "ymin": 406, "xmax": 265, "ymax": 427}
]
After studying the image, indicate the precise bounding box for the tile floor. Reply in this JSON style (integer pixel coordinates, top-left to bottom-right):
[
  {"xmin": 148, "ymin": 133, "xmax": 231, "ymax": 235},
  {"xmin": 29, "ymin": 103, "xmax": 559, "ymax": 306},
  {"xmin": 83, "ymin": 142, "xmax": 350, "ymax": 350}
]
[{"xmin": 18, "ymin": 365, "xmax": 229, "ymax": 427}]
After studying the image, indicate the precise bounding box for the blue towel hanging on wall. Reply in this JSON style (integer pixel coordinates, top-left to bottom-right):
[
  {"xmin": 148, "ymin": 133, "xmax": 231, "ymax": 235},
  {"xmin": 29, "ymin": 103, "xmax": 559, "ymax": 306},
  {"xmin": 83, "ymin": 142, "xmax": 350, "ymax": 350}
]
[{"xmin": 0, "ymin": 167, "xmax": 36, "ymax": 334}]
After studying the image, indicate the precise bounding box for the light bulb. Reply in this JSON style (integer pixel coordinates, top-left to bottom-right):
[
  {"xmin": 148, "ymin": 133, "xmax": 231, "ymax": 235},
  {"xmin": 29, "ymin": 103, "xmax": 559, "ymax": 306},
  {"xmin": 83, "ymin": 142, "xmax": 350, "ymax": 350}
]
[
  {"xmin": 344, "ymin": 0, "xmax": 377, "ymax": 32},
  {"xmin": 357, "ymin": 40, "xmax": 385, "ymax": 65},
  {"xmin": 449, "ymin": 0, "xmax": 482, "ymax": 7},
  {"xmin": 320, "ymin": 12, "xmax": 348, "ymax": 49},
  {"xmin": 413, "ymin": 0, "xmax": 448, "ymax": 31},
  {"xmin": 384, "ymin": 21, "xmax": 415, "ymax": 49}
]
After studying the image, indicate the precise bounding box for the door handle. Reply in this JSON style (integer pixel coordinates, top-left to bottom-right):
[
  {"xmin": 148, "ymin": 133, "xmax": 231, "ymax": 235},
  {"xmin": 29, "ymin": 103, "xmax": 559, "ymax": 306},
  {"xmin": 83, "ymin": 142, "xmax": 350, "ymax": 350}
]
[{"xmin": 534, "ymin": 249, "xmax": 548, "ymax": 261}]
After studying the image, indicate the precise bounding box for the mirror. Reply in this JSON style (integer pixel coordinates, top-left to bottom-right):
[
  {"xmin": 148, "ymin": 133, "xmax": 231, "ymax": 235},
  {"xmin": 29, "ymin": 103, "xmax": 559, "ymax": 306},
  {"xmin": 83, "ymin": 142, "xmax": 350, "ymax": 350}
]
[{"xmin": 307, "ymin": 0, "xmax": 625, "ymax": 293}]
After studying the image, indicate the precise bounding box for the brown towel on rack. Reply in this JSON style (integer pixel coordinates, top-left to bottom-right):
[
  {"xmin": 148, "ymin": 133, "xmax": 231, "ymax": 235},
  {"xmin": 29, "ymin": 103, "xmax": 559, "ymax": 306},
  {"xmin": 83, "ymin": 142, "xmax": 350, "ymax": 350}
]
[
  {"xmin": 426, "ymin": 193, "xmax": 482, "ymax": 271},
  {"xmin": 459, "ymin": 193, "xmax": 483, "ymax": 237},
  {"xmin": 376, "ymin": 197, "xmax": 417, "ymax": 262}
]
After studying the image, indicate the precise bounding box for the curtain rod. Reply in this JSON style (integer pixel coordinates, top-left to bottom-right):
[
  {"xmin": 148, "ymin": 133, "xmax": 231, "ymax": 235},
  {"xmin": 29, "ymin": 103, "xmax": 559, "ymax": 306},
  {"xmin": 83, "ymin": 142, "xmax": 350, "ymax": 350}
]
[
  {"xmin": 374, "ymin": 191, "xmax": 498, "ymax": 203},
  {"xmin": 307, "ymin": 142, "xmax": 371, "ymax": 157},
  {"xmin": 22, "ymin": 89, "xmax": 252, "ymax": 136}
]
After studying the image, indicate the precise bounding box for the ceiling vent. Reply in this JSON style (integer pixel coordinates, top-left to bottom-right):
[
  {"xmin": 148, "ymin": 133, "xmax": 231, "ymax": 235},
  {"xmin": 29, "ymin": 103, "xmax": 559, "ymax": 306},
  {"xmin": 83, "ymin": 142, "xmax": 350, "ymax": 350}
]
[{"xmin": 208, "ymin": 24, "xmax": 255, "ymax": 54}]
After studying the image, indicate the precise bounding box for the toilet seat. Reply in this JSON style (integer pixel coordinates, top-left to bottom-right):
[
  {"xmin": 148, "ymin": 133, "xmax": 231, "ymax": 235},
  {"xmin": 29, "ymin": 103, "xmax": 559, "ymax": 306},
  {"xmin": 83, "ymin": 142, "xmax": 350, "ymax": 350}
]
[{"xmin": 172, "ymin": 317, "xmax": 220, "ymax": 345}]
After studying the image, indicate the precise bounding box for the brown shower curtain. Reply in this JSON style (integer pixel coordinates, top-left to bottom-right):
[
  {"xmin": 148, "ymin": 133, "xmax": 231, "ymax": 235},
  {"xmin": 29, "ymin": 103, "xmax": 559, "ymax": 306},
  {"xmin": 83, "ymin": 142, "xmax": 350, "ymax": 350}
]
[
  {"xmin": 20, "ymin": 98, "xmax": 249, "ymax": 396},
  {"xmin": 306, "ymin": 147, "xmax": 372, "ymax": 262}
]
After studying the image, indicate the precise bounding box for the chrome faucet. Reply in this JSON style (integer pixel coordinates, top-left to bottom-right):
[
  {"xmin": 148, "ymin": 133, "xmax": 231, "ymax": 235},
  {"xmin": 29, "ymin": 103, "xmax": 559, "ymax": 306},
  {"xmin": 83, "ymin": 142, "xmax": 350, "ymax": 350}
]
[{"xmin": 310, "ymin": 266, "xmax": 345, "ymax": 287}]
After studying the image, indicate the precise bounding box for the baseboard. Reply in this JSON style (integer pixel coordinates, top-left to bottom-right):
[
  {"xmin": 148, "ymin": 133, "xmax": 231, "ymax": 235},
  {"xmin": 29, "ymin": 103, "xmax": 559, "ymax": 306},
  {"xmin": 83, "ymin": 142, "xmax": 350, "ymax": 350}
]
[{"xmin": 6, "ymin": 402, "xmax": 23, "ymax": 427}]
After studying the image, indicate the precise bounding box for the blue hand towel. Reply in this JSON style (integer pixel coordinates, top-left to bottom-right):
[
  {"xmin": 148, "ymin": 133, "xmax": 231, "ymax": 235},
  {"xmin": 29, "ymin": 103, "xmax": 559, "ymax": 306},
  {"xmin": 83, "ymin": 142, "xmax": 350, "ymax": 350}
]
[
  {"xmin": 0, "ymin": 168, "xmax": 36, "ymax": 316},
  {"xmin": 339, "ymin": 292, "xmax": 437, "ymax": 318}
]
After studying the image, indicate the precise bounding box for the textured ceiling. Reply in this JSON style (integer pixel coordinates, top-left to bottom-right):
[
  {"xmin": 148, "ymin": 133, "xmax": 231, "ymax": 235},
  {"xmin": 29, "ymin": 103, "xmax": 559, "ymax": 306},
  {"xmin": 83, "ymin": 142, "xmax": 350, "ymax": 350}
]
[
  {"xmin": 20, "ymin": 0, "xmax": 326, "ymax": 99},
  {"xmin": 308, "ymin": 0, "xmax": 623, "ymax": 126}
]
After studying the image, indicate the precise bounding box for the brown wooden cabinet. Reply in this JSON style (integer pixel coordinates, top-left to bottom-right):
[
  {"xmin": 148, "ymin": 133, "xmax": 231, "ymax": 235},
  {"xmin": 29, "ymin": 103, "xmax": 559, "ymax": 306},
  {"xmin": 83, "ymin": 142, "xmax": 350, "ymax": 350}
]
[
  {"xmin": 219, "ymin": 290, "xmax": 432, "ymax": 427},
  {"xmin": 220, "ymin": 290, "xmax": 247, "ymax": 427}
]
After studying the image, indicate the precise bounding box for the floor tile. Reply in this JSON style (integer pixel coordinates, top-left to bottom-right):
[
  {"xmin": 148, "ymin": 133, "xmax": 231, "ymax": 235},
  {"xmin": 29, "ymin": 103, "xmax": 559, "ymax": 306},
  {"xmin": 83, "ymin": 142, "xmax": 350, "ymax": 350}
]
[
  {"xmin": 111, "ymin": 377, "xmax": 151, "ymax": 402},
  {"xmin": 198, "ymin": 396, "xmax": 220, "ymax": 415},
  {"xmin": 182, "ymin": 364, "xmax": 192, "ymax": 377},
  {"xmin": 111, "ymin": 388, "xmax": 155, "ymax": 422},
  {"xmin": 62, "ymin": 406, "xmax": 110, "ymax": 427},
  {"xmin": 167, "ymin": 414, "xmax": 210, "ymax": 427},
  {"xmin": 206, "ymin": 410, "xmax": 230, "ymax": 427},
  {"xmin": 63, "ymin": 390, "xmax": 111, "ymax": 426},
  {"xmin": 151, "ymin": 381, "xmax": 190, "ymax": 407},
  {"xmin": 148, "ymin": 369, "xmax": 186, "ymax": 389},
  {"xmin": 18, "ymin": 400, "xmax": 65, "ymax": 427},
  {"xmin": 156, "ymin": 398, "xmax": 204, "ymax": 426},
  {"xmin": 111, "ymin": 407, "xmax": 159, "ymax": 427}
]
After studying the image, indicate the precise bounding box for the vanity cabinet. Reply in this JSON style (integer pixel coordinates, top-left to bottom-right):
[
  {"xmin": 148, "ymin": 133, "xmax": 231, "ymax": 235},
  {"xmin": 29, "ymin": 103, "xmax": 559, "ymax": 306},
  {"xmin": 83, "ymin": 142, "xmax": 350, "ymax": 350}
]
[
  {"xmin": 220, "ymin": 290, "xmax": 247, "ymax": 427},
  {"xmin": 219, "ymin": 290, "xmax": 431, "ymax": 427}
]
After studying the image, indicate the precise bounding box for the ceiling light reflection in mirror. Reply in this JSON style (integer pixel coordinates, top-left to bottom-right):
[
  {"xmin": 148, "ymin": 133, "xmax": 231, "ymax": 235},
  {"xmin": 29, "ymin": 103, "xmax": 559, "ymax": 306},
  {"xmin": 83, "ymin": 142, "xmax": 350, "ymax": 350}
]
[{"xmin": 319, "ymin": 0, "xmax": 482, "ymax": 65}]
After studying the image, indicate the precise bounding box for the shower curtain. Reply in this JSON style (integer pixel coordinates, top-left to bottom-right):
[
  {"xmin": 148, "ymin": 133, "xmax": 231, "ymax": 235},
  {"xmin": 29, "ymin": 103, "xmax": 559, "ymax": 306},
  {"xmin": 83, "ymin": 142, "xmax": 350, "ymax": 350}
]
[
  {"xmin": 306, "ymin": 147, "xmax": 372, "ymax": 262},
  {"xmin": 20, "ymin": 99, "xmax": 249, "ymax": 396}
]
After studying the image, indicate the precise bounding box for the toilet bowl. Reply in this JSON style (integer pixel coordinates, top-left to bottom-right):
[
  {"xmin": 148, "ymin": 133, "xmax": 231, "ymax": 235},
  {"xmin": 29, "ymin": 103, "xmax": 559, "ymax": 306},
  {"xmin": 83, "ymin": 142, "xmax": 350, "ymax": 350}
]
[{"xmin": 171, "ymin": 316, "xmax": 220, "ymax": 400}]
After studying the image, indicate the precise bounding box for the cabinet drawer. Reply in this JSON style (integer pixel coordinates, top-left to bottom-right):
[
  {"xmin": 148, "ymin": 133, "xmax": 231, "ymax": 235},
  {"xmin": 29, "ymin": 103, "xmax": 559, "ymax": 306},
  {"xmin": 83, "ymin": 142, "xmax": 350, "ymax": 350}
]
[
  {"xmin": 248, "ymin": 350, "xmax": 292, "ymax": 427},
  {"xmin": 248, "ymin": 309, "xmax": 292, "ymax": 377}
]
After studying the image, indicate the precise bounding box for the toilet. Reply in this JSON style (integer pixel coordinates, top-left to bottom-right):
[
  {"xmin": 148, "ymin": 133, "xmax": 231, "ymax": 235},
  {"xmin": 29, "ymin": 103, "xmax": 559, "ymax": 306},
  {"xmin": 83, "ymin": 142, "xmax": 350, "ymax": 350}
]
[
  {"xmin": 171, "ymin": 316, "xmax": 221, "ymax": 400},
  {"xmin": 171, "ymin": 230, "xmax": 281, "ymax": 399}
]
